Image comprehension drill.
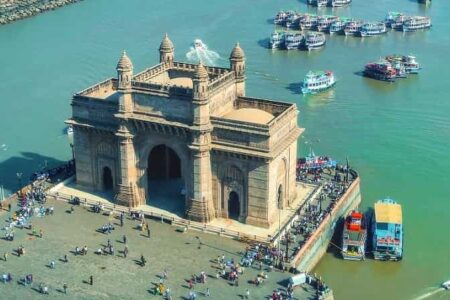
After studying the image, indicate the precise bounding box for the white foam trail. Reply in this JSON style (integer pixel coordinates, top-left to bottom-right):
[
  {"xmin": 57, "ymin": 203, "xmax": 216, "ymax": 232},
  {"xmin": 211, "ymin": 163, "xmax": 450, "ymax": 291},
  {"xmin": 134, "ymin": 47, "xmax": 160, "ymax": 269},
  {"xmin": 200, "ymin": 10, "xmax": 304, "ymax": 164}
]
[
  {"xmin": 185, "ymin": 40, "xmax": 221, "ymax": 65},
  {"xmin": 413, "ymin": 288, "xmax": 445, "ymax": 300}
]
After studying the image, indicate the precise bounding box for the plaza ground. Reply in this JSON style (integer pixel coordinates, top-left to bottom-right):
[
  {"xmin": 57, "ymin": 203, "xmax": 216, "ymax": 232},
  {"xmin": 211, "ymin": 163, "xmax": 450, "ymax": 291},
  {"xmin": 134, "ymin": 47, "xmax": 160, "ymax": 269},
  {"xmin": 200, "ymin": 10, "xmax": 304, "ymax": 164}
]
[{"xmin": 0, "ymin": 198, "xmax": 317, "ymax": 299}]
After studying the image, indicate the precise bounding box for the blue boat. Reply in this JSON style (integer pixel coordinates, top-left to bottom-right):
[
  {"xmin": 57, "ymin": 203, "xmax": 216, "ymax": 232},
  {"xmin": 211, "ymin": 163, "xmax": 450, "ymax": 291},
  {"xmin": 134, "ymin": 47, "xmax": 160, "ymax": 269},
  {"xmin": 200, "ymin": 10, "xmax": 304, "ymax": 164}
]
[{"xmin": 372, "ymin": 198, "xmax": 403, "ymax": 261}]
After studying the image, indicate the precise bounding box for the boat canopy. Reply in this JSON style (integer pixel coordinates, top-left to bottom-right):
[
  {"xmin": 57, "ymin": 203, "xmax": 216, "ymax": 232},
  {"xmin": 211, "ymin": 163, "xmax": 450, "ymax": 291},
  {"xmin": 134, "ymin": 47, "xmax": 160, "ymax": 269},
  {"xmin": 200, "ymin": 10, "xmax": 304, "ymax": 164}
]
[{"xmin": 374, "ymin": 202, "xmax": 402, "ymax": 224}]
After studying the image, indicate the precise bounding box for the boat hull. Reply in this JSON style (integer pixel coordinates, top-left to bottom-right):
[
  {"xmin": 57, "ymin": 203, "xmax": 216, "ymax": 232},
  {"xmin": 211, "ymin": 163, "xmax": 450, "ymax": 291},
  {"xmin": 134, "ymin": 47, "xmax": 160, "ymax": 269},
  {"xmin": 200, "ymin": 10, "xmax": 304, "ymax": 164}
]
[{"xmin": 301, "ymin": 81, "xmax": 335, "ymax": 94}]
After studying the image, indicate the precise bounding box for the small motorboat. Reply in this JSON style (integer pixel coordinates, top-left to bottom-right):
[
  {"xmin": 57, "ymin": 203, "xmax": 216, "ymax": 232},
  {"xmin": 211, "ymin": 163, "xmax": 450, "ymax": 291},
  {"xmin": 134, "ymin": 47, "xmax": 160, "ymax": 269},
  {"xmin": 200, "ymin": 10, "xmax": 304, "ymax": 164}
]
[
  {"xmin": 66, "ymin": 125, "xmax": 73, "ymax": 135},
  {"xmin": 442, "ymin": 280, "xmax": 450, "ymax": 290},
  {"xmin": 193, "ymin": 39, "xmax": 206, "ymax": 51}
]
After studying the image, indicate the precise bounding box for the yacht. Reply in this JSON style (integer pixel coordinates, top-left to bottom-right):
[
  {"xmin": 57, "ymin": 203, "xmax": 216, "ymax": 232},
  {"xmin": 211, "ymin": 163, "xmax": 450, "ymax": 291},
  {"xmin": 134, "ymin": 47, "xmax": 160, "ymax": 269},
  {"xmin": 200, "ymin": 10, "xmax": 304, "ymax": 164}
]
[
  {"xmin": 285, "ymin": 32, "xmax": 304, "ymax": 50},
  {"xmin": 304, "ymin": 32, "xmax": 326, "ymax": 51},
  {"xmin": 402, "ymin": 16, "xmax": 432, "ymax": 32},
  {"xmin": 359, "ymin": 22, "xmax": 387, "ymax": 37}
]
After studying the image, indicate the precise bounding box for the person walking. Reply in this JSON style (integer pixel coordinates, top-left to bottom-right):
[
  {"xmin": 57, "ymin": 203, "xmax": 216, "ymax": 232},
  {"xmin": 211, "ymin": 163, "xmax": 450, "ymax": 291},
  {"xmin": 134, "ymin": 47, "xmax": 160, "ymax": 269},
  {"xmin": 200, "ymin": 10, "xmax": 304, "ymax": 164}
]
[
  {"xmin": 3, "ymin": 252, "xmax": 7, "ymax": 262},
  {"xmin": 64, "ymin": 254, "xmax": 68, "ymax": 263},
  {"xmin": 147, "ymin": 227, "xmax": 151, "ymax": 238},
  {"xmin": 8, "ymin": 203, "xmax": 11, "ymax": 212},
  {"xmin": 123, "ymin": 235, "xmax": 127, "ymax": 244},
  {"xmin": 89, "ymin": 275, "xmax": 93, "ymax": 286},
  {"xmin": 39, "ymin": 229, "xmax": 43, "ymax": 238},
  {"xmin": 50, "ymin": 260, "xmax": 55, "ymax": 269},
  {"xmin": 140, "ymin": 254, "xmax": 146, "ymax": 267},
  {"xmin": 123, "ymin": 246, "xmax": 129, "ymax": 258},
  {"xmin": 63, "ymin": 283, "xmax": 67, "ymax": 294},
  {"xmin": 206, "ymin": 287, "xmax": 210, "ymax": 297},
  {"xmin": 245, "ymin": 289, "xmax": 250, "ymax": 299}
]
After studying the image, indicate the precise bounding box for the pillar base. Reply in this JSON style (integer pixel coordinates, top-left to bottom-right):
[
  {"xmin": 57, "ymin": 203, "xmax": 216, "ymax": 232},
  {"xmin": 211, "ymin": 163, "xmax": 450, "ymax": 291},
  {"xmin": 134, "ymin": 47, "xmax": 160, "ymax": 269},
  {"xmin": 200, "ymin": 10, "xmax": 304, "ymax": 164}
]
[
  {"xmin": 186, "ymin": 198, "xmax": 214, "ymax": 223},
  {"xmin": 245, "ymin": 215, "xmax": 271, "ymax": 228},
  {"xmin": 115, "ymin": 183, "xmax": 142, "ymax": 208}
]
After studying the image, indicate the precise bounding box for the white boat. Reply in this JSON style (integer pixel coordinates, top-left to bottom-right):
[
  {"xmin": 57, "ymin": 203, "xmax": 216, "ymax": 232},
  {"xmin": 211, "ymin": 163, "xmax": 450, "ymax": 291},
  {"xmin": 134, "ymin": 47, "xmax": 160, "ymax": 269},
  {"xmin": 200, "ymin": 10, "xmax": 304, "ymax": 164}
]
[
  {"xmin": 402, "ymin": 16, "xmax": 432, "ymax": 32},
  {"xmin": 269, "ymin": 31, "xmax": 285, "ymax": 49},
  {"xmin": 66, "ymin": 125, "xmax": 74, "ymax": 135},
  {"xmin": 301, "ymin": 71, "xmax": 336, "ymax": 94},
  {"xmin": 442, "ymin": 280, "xmax": 450, "ymax": 290},
  {"xmin": 193, "ymin": 39, "xmax": 206, "ymax": 51},
  {"xmin": 285, "ymin": 32, "xmax": 303, "ymax": 50},
  {"xmin": 304, "ymin": 32, "xmax": 326, "ymax": 51},
  {"xmin": 331, "ymin": 0, "xmax": 351, "ymax": 7}
]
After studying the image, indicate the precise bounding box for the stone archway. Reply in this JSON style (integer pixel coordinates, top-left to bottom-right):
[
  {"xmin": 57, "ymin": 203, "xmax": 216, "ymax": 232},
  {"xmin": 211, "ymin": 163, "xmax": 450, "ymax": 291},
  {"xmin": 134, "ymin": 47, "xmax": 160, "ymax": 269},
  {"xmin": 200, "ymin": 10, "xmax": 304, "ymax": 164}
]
[
  {"xmin": 228, "ymin": 191, "xmax": 240, "ymax": 220},
  {"xmin": 102, "ymin": 167, "xmax": 113, "ymax": 191},
  {"xmin": 221, "ymin": 165, "xmax": 246, "ymax": 222},
  {"xmin": 146, "ymin": 144, "xmax": 185, "ymax": 216}
]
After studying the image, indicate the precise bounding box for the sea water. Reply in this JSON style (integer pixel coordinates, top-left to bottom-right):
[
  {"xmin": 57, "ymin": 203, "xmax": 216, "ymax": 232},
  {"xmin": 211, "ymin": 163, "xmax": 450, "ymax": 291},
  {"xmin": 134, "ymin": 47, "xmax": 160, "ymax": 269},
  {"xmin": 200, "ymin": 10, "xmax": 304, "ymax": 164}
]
[{"xmin": 0, "ymin": 0, "xmax": 449, "ymax": 299}]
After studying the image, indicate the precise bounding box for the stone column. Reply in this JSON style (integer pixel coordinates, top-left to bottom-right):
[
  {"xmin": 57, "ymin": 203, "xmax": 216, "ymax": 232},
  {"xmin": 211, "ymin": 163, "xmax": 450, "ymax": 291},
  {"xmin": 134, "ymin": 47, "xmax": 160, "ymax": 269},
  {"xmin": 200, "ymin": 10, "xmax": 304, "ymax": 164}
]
[
  {"xmin": 187, "ymin": 132, "xmax": 215, "ymax": 222},
  {"xmin": 114, "ymin": 123, "xmax": 142, "ymax": 207}
]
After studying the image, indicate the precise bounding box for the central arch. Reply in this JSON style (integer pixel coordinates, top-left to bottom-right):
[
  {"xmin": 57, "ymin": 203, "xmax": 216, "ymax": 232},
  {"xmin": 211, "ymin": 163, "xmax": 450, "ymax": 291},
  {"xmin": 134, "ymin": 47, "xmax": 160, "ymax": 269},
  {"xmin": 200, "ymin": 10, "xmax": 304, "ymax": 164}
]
[{"xmin": 147, "ymin": 144, "xmax": 185, "ymax": 216}]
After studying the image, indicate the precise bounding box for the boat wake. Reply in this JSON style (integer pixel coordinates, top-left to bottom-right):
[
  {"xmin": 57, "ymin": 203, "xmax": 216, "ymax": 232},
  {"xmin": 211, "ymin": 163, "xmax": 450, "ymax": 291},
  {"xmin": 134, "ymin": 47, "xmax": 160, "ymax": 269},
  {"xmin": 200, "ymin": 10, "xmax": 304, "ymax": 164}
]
[
  {"xmin": 413, "ymin": 287, "xmax": 446, "ymax": 300},
  {"xmin": 185, "ymin": 39, "xmax": 221, "ymax": 65}
]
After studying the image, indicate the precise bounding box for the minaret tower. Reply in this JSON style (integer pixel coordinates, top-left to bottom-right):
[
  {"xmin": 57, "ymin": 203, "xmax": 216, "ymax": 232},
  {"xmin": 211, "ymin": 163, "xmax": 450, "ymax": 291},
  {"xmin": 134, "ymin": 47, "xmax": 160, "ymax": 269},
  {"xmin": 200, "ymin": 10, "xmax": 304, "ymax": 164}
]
[
  {"xmin": 114, "ymin": 51, "xmax": 141, "ymax": 207},
  {"xmin": 116, "ymin": 51, "xmax": 133, "ymax": 113},
  {"xmin": 187, "ymin": 63, "xmax": 214, "ymax": 222},
  {"xmin": 159, "ymin": 33, "xmax": 174, "ymax": 65},
  {"xmin": 229, "ymin": 42, "xmax": 246, "ymax": 97}
]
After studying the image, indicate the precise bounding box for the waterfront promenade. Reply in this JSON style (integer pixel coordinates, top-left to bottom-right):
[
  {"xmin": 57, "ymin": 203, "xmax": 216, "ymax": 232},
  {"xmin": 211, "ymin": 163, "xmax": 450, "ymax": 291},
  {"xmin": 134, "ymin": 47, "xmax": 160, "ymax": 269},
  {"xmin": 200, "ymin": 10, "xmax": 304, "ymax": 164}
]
[{"xmin": 0, "ymin": 198, "xmax": 317, "ymax": 299}]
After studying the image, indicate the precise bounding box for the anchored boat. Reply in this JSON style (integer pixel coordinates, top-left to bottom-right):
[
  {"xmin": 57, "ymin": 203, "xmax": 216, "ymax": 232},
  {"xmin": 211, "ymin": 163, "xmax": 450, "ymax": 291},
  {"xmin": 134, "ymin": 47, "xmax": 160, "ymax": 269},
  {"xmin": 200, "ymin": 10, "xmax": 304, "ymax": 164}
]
[
  {"xmin": 359, "ymin": 22, "xmax": 387, "ymax": 37},
  {"xmin": 304, "ymin": 32, "xmax": 326, "ymax": 51},
  {"xmin": 344, "ymin": 20, "xmax": 364, "ymax": 36},
  {"xmin": 402, "ymin": 16, "xmax": 432, "ymax": 32},
  {"xmin": 285, "ymin": 32, "xmax": 304, "ymax": 50},
  {"xmin": 372, "ymin": 198, "xmax": 403, "ymax": 261},
  {"xmin": 269, "ymin": 31, "xmax": 285, "ymax": 49},
  {"xmin": 442, "ymin": 280, "xmax": 450, "ymax": 290},
  {"xmin": 363, "ymin": 61, "xmax": 397, "ymax": 82},
  {"xmin": 331, "ymin": 0, "xmax": 351, "ymax": 7},
  {"xmin": 329, "ymin": 18, "xmax": 351, "ymax": 34},
  {"xmin": 301, "ymin": 71, "xmax": 336, "ymax": 94},
  {"xmin": 300, "ymin": 14, "xmax": 318, "ymax": 31},
  {"xmin": 342, "ymin": 211, "xmax": 367, "ymax": 261},
  {"xmin": 385, "ymin": 55, "xmax": 421, "ymax": 74},
  {"xmin": 317, "ymin": 15, "xmax": 339, "ymax": 32}
]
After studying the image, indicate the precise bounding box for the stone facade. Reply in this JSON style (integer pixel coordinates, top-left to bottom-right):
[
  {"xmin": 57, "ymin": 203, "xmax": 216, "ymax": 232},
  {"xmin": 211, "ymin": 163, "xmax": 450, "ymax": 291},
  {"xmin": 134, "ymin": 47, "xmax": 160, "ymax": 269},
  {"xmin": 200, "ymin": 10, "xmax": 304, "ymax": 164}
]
[{"xmin": 67, "ymin": 34, "xmax": 304, "ymax": 228}]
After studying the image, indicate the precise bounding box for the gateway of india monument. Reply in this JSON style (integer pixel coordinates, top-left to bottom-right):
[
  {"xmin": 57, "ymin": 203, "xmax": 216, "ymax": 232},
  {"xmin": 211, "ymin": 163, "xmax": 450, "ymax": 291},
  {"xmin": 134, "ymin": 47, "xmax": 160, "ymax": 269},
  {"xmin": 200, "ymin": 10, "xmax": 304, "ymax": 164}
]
[{"xmin": 67, "ymin": 34, "xmax": 304, "ymax": 228}]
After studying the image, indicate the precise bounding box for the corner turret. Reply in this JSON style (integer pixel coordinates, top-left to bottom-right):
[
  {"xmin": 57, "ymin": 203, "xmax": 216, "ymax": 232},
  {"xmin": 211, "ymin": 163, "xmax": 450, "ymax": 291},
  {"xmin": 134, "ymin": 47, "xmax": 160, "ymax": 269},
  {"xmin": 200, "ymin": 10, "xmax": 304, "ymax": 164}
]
[
  {"xmin": 229, "ymin": 42, "xmax": 245, "ymax": 96},
  {"xmin": 192, "ymin": 62, "xmax": 210, "ymax": 126},
  {"xmin": 116, "ymin": 51, "xmax": 133, "ymax": 90},
  {"xmin": 159, "ymin": 33, "xmax": 174, "ymax": 65}
]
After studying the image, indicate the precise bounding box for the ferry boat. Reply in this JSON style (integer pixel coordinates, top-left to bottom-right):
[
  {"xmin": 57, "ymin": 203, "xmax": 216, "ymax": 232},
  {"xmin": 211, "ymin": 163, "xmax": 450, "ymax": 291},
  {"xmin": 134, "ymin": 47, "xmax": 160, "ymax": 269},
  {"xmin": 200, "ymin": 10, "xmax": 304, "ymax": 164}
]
[
  {"xmin": 317, "ymin": 15, "xmax": 339, "ymax": 32},
  {"xmin": 391, "ymin": 15, "xmax": 410, "ymax": 30},
  {"xmin": 402, "ymin": 16, "xmax": 432, "ymax": 32},
  {"xmin": 331, "ymin": 0, "xmax": 351, "ymax": 7},
  {"xmin": 315, "ymin": 0, "xmax": 328, "ymax": 7},
  {"xmin": 285, "ymin": 14, "xmax": 301, "ymax": 29},
  {"xmin": 372, "ymin": 198, "xmax": 403, "ymax": 261},
  {"xmin": 300, "ymin": 14, "xmax": 318, "ymax": 31},
  {"xmin": 285, "ymin": 32, "xmax": 303, "ymax": 50},
  {"xmin": 269, "ymin": 31, "xmax": 285, "ymax": 49},
  {"xmin": 359, "ymin": 22, "xmax": 387, "ymax": 37},
  {"xmin": 385, "ymin": 12, "xmax": 404, "ymax": 28},
  {"xmin": 301, "ymin": 70, "xmax": 335, "ymax": 94},
  {"xmin": 363, "ymin": 61, "xmax": 397, "ymax": 82},
  {"xmin": 296, "ymin": 149, "xmax": 337, "ymax": 170},
  {"xmin": 341, "ymin": 211, "xmax": 367, "ymax": 261},
  {"xmin": 274, "ymin": 11, "xmax": 288, "ymax": 25},
  {"xmin": 304, "ymin": 32, "xmax": 326, "ymax": 51},
  {"xmin": 344, "ymin": 20, "xmax": 364, "ymax": 36},
  {"xmin": 385, "ymin": 55, "xmax": 421, "ymax": 74},
  {"xmin": 194, "ymin": 39, "xmax": 206, "ymax": 51},
  {"xmin": 329, "ymin": 18, "xmax": 350, "ymax": 34}
]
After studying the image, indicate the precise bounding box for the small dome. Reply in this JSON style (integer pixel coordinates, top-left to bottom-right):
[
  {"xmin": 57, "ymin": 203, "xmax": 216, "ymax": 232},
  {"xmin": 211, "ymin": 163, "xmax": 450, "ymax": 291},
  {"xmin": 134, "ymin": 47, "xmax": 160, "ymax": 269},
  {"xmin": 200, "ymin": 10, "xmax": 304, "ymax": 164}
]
[
  {"xmin": 159, "ymin": 33, "xmax": 174, "ymax": 52},
  {"xmin": 230, "ymin": 42, "xmax": 245, "ymax": 60},
  {"xmin": 194, "ymin": 63, "xmax": 208, "ymax": 79},
  {"xmin": 116, "ymin": 51, "xmax": 133, "ymax": 70}
]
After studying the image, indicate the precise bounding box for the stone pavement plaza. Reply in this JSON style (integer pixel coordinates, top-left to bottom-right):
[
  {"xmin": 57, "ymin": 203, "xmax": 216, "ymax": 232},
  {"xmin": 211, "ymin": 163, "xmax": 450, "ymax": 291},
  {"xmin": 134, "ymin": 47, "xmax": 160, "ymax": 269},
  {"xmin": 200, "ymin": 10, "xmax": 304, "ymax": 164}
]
[{"xmin": 0, "ymin": 199, "xmax": 317, "ymax": 299}]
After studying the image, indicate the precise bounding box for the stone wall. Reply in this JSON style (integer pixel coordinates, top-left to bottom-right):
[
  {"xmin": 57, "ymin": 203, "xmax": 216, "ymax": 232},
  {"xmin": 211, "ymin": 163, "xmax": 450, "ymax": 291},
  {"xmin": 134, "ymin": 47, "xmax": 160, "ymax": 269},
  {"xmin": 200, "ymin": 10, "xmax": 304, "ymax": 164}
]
[{"xmin": 0, "ymin": 0, "xmax": 84, "ymax": 25}]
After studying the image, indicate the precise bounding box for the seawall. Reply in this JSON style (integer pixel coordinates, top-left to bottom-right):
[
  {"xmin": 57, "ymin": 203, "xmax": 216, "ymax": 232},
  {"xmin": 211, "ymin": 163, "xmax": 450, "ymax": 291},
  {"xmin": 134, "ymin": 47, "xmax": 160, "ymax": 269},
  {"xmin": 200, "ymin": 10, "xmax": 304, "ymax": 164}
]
[
  {"xmin": 0, "ymin": 0, "xmax": 84, "ymax": 25},
  {"xmin": 293, "ymin": 177, "xmax": 362, "ymax": 272}
]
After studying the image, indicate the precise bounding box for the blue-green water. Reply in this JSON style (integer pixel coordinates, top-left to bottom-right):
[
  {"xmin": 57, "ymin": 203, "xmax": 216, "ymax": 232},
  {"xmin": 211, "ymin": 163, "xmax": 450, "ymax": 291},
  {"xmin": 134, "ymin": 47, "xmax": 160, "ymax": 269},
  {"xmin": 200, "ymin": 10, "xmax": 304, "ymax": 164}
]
[{"xmin": 0, "ymin": 0, "xmax": 449, "ymax": 299}]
